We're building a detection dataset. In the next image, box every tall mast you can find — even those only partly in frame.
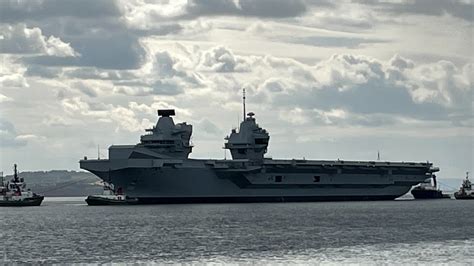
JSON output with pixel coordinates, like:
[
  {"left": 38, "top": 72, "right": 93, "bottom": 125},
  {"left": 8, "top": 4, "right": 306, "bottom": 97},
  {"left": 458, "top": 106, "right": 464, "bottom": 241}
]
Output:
[
  {"left": 242, "top": 88, "right": 246, "bottom": 121},
  {"left": 13, "top": 164, "right": 18, "bottom": 180}
]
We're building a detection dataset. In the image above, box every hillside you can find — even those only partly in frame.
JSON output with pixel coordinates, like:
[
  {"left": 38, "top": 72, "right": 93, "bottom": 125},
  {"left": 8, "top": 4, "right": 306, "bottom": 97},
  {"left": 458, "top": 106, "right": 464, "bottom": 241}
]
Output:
[{"left": 2, "top": 170, "right": 102, "bottom": 197}]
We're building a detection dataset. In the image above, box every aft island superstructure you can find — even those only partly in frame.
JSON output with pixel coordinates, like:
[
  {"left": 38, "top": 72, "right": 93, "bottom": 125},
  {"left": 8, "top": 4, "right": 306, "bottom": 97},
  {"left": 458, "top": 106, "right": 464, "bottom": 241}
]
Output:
[{"left": 80, "top": 101, "right": 439, "bottom": 203}]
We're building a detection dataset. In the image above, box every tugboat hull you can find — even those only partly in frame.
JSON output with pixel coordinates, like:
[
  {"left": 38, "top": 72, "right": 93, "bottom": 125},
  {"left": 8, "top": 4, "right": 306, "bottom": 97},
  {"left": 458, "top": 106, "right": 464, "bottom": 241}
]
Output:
[
  {"left": 85, "top": 195, "right": 138, "bottom": 206},
  {"left": 0, "top": 196, "right": 44, "bottom": 207},
  {"left": 454, "top": 192, "right": 474, "bottom": 200},
  {"left": 411, "top": 189, "right": 450, "bottom": 199}
]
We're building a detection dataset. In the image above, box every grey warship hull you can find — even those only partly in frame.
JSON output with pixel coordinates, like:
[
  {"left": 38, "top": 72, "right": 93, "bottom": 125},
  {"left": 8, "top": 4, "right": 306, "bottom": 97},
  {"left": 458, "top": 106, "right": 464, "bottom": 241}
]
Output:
[
  {"left": 81, "top": 157, "right": 436, "bottom": 203},
  {"left": 80, "top": 108, "right": 438, "bottom": 204}
]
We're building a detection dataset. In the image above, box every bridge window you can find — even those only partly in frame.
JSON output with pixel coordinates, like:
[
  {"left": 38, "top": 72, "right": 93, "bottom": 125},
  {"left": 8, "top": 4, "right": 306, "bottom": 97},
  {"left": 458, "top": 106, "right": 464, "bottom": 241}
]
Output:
[
  {"left": 255, "top": 138, "right": 268, "bottom": 144},
  {"left": 275, "top": 176, "right": 283, "bottom": 182},
  {"left": 313, "top": 176, "right": 320, "bottom": 182}
]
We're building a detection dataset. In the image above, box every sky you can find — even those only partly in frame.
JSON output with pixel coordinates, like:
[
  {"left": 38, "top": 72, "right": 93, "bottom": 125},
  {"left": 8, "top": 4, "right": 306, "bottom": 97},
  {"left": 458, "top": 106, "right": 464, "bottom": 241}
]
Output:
[{"left": 0, "top": 0, "right": 472, "bottom": 182}]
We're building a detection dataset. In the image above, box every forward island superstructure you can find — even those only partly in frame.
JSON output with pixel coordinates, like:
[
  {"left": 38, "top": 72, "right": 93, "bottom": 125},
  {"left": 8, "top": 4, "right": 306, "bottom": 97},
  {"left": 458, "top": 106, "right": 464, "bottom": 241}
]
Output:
[{"left": 80, "top": 97, "right": 439, "bottom": 203}]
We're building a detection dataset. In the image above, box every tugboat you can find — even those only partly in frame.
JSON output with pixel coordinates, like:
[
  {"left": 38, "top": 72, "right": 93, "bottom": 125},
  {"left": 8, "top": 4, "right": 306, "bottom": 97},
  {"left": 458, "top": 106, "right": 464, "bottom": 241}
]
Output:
[
  {"left": 454, "top": 172, "right": 473, "bottom": 200},
  {"left": 0, "top": 164, "right": 44, "bottom": 207},
  {"left": 85, "top": 182, "right": 138, "bottom": 206},
  {"left": 411, "top": 175, "right": 450, "bottom": 199}
]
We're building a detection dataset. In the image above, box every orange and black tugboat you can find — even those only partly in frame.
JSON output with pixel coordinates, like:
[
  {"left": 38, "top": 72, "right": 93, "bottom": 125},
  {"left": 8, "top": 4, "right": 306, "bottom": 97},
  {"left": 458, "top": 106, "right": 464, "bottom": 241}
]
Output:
[{"left": 0, "top": 164, "right": 44, "bottom": 207}]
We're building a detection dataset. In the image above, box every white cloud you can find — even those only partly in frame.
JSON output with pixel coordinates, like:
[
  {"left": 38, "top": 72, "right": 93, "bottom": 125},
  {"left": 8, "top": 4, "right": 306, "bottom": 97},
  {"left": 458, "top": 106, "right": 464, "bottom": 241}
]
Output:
[
  {"left": 406, "top": 60, "right": 472, "bottom": 107},
  {"left": 0, "top": 55, "right": 29, "bottom": 88},
  {"left": 0, "top": 24, "right": 77, "bottom": 57},
  {"left": 197, "top": 46, "right": 253, "bottom": 72},
  {"left": 0, "top": 73, "right": 29, "bottom": 88},
  {"left": 15, "top": 134, "right": 46, "bottom": 142},
  {"left": 0, "top": 94, "right": 13, "bottom": 103}
]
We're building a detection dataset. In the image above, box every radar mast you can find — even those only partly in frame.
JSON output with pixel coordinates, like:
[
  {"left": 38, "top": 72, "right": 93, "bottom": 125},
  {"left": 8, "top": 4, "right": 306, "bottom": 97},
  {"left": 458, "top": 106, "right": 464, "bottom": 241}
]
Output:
[{"left": 242, "top": 88, "right": 246, "bottom": 122}]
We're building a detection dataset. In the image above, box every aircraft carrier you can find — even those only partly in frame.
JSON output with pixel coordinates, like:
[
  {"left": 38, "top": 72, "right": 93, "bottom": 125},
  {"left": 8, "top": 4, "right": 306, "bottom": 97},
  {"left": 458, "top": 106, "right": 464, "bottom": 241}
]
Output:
[{"left": 80, "top": 93, "right": 439, "bottom": 203}]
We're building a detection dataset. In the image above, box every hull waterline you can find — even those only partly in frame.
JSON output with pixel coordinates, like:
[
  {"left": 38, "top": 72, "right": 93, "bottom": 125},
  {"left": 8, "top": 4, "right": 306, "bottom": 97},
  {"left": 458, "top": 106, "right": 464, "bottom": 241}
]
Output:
[{"left": 0, "top": 196, "right": 44, "bottom": 207}]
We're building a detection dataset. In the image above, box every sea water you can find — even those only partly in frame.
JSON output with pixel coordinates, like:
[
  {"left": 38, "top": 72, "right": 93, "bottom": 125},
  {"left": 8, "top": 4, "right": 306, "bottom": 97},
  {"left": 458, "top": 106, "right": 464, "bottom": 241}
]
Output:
[{"left": 0, "top": 198, "right": 472, "bottom": 264}]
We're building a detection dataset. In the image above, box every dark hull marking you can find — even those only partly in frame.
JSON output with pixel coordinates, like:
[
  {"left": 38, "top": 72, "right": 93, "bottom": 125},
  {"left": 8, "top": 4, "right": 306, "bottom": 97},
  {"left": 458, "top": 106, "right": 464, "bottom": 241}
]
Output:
[{"left": 135, "top": 195, "right": 399, "bottom": 204}]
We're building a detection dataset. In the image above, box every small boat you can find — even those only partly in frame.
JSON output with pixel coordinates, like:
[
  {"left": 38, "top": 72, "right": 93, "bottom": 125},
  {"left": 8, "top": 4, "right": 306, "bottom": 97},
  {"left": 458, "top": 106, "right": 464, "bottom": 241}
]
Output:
[
  {"left": 411, "top": 175, "right": 450, "bottom": 199},
  {"left": 454, "top": 172, "right": 473, "bottom": 200},
  {"left": 85, "top": 182, "right": 138, "bottom": 206},
  {"left": 0, "top": 164, "right": 44, "bottom": 207}
]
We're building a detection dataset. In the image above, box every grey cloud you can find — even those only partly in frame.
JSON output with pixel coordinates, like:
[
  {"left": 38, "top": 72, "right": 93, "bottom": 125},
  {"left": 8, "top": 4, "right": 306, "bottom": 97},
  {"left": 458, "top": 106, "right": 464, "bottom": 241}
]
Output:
[
  {"left": 133, "top": 24, "right": 183, "bottom": 37},
  {"left": 195, "top": 118, "right": 223, "bottom": 136},
  {"left": 389, "top": 55, "right": 414, "bottom": 70},
  {"left": 151, "top": 50, "right": 203, "bottom": 84},
  {"left": 185, "top": 0, "right": 239, "bottom": 17},
  {"left": 0, "top": 24, "right": 77, "bottom": 56},
  {"left": 269, "top": 78, "right": 447, "bottom": 123},
  {"left": 0, "top": 119, "right": 27, "bottom": 147},
  {"left": 153, "top": 52, "right": 178, "bottom": 77},
  {"left": 200, "top": 46, "right": 237, "bottom": 72},
  {"left": 73, "top": 81, "right": 98, "bottom": 98},
  {"left": 17, "top": 18, "right": 181, "bottom": 70},
  {"left": 355, "top": 0, "right": 473, "bottom": 21},
  {"left": 238, "top": 0, "right": 307, "bottom": 18},
  {"left": 23, "top": 33, "right": 146, "bottom": 69},
  {"left": 63, "top": 68, "right": 137, "bottom": 80},
  {"left": 0, "top": 0, "right": 121, "bottom": 23},
  {"left": 25, "top": 65, "right": 62, "bottom": 78},
  {"left": 259, "top": 54, "right": 471, "bottom": 125},
  {"left": 198, "top": 46, "right": 251, "bottom": 72},
  {"left": 185, "top": 0, "right": 309, "bottom": 18},
  {"left": 113, "top": 81, "right": 184, "bottom": 96},
  {"left": 313, "top": 110, "right": 400, "bottom": 127}
]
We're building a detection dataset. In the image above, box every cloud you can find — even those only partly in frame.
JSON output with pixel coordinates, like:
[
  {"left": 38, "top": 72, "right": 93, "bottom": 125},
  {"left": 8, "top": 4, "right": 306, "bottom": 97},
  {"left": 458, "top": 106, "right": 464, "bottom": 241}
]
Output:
[
  {"left": 25, "top": 65, "right": 63, "bottom": 79},
  {"left": 0, "top": 24, "right": 77, "bottom": 56},
  {"left": 195, "top": 118, "right": 223, "bottom": 136},
  {"left": 109, "top": 50, "right": 200, "bottom": 96},
  {"left": 299, "top": 7, "right": 376, "bottom": 31},
  {"left": 152, "top": 51, "right": 179, "bottom": 77},
  {"left": 257, "top": 53, "right": 472, "bottom": 125},
  {"left": 0, "top": 94, "right": 13, "bottom": 103},
  {"left": 355, "top": 0, "right": 473, "bottom": 22},
  {"left": 0, "top": 55, "right": 30, "bottom": 88},
  {"left": 23, "top": 32, "right": 146, "bottom": 69},
  {"left": 281, "top": 35, "right": 389, "bottom": 48},
  {"left": 0, "top": 0, "right": 122, "bottom": 23},
  {"left": 0, "top": 119, "right": 27, "bottom": 147},
  {"left": 279, "top": 107, "right": 400, "bottom": 127},
  {"left": 238, "top": 0, "right": 308, "bottom": 18},
  {"left": 197, "top": 46, "right": 252, "bottom": 72},
  {"left": 60, "top": 97, "right": 154, "bottom": 132},
  {"left": 113, "top": 81, "right": 183, "bottom": 96},
  {"left": 184, "top": 0, "right": 309, "bottom": 18},
  {"left": 0, "top": 74, "right": 29, "bottom": 88},
  {"left": 72, "top": 81, "right": 100, "bottom": 98}
]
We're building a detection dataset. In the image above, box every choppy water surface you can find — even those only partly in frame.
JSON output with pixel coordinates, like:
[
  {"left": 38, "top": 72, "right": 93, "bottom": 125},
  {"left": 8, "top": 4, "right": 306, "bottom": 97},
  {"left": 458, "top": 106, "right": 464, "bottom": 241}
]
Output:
[{"left": 1, "top": 198, "right": 473, "bottom": 264}]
